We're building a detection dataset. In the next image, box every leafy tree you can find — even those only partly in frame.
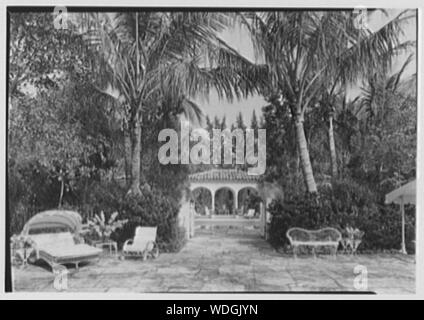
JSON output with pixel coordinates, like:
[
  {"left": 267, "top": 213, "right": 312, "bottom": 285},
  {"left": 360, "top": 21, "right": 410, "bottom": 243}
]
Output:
[
  {"left": 75, "top": 12, "right": 265, "bottom": 196},
  {"left": 317, "top": 12, "right": 415, "bottom": 179},
  {"left": 9, "top": 86, "right": 95, "bottom": 208},
  {"left": 352, "top": 60, "right": 417, "bottom": 196},
  {"left": 9, "top": 12, "right": 92, "bottom": 98},
  {"left": 241, "top": 10, "right": 412, "bottom": 193},
  {"left": 261, "top": 96, "right": 303, "bottom": 193},
  {"left": 8, "top": 75, "right": 121, "bottom": 233}
]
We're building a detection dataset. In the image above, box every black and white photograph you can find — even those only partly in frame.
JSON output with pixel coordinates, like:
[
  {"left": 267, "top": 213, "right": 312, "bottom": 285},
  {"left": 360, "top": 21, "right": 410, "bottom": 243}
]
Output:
[{"left": 4, "top": 2, "right": 420, "bottom": 298}]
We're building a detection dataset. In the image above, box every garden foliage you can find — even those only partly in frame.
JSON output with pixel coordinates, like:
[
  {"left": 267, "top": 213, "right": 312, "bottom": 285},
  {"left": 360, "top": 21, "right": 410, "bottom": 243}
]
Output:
[{"left": 268, "top": 178, "right": 415, "bottom": 253}]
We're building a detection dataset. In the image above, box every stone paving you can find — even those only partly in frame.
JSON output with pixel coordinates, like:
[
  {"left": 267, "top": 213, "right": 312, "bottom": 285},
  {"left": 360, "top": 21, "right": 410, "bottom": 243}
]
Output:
[{"left": 12, "top": 229, "right": 415, "bottom": 294}]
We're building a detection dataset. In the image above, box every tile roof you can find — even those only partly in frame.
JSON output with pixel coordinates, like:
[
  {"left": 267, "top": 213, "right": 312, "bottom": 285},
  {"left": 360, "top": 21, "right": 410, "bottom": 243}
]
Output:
[{"left": 188, "top": 169, "right": 259, "bottom": 182}]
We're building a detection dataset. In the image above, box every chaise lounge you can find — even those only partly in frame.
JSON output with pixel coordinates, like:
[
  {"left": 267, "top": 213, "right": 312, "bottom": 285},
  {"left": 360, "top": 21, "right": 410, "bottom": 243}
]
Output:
[
  {"left": 29, "top": 232, "right": 102, "bottom": 270},
  {"left": 21, "top": 210, "right": 102, "bottom": 271}
]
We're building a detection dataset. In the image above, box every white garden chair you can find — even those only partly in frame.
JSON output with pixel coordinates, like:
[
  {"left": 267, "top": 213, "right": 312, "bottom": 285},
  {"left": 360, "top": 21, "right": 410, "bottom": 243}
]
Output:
[
  {"left": 122, "top": 227, "right": 159, "bottom": 260},
  {"left": 245, "top": 209, "right": 256, "bottom": 219}
]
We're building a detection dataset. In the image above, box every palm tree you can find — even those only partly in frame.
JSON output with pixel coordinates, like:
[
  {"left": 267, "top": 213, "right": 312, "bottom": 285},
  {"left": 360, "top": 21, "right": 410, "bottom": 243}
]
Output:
[
  {"left": 318, "top": 91, "right": 340, "bottom": 178},
  {"left": 240, "top": 10, "right": 414, "bottom": 193},
  {"left": 360, "top": 54, "right": 415, "bottom": 128},
  {"left": 319, "top": 11, "right": 414, "bottom": 179},
  {"left": 333, "top": 55, "right": 415, "bottom": 180},
  {"left": 74, "top": 12, "right": 266, "bottom": 195}
]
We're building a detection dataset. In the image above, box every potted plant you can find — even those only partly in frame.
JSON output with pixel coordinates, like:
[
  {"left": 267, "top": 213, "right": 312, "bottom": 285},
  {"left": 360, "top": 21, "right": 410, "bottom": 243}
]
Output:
[
  {"left": 341, "top": 225, "right": 365, "bottom": 254},
  {"left": 86, "top": 211, "right": 128, "bottom": 244},
  {"left": 10, "top": 234, "right": 34, "bottom": 266}
]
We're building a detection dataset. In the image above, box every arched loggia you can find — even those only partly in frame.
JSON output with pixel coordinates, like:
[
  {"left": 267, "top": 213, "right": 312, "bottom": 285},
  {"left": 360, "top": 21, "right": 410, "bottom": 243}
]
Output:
[
  {"left": 189, "top": 169, "right": 261, "bottom": 215},
  {"left": 214, "top": 187, "right": 236, "bottom": 215},
  {"left": 191, "top": 187, "right": 212, "bottom": 215},
  {"left": 237, "top": 187, "right": 263, "bottom": 216}
]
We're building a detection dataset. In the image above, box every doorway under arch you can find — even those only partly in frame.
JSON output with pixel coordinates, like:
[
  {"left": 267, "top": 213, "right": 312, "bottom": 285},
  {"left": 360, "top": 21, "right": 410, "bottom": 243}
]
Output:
[
  {"left": 214, "top": 187, "right": 236, "bottom": 215},
  {"left": 237, "top": 187, "right": 263, "bottom": 216},
  {"left": 191, "top": 187, "right": 212, "bottom": 215}
]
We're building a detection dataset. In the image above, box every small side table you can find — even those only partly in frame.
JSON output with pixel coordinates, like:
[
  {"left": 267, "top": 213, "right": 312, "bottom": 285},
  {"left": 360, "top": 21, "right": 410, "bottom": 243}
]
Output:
[{"left": 94, "top": 241, "right": 118, "bottom": 256}]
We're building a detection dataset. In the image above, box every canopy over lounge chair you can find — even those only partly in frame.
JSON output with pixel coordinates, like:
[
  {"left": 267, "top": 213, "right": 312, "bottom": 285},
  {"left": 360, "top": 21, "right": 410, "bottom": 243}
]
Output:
[
  {"left": 385, "top": 180, "right": 416, "bottom": 254},
  {"left": 21, "top": 210, "right": 102, "bottom": 270},
  {"left": 22, "top": 210, "right": 83, "bottom": 235}
]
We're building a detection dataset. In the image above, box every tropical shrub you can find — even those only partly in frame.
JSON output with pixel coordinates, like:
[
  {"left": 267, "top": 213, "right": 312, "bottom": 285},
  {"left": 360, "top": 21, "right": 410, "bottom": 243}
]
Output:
[
  {"left": 82, "top": 181, "right": 125, "bottom": 218},
  {"left": 358, "top": 204, "right": 415, "bottom": 253},
  {"left": 85, "top": 211, "right": 128, "bottom": 242},
  {"left": 268, "top": 193, "right": 325, "bottom": 249},
  {"left": 8, "top": 161, "right": 61, "bottom": 234},
  {"left": 81, "top": 182, "right": 186, "bottom": 252},
  {"left": 117, "top": 189, "right": 186, "bottom": 253},
  {"left": 268, "top": 178, "right": 416, "bottom": 253}
]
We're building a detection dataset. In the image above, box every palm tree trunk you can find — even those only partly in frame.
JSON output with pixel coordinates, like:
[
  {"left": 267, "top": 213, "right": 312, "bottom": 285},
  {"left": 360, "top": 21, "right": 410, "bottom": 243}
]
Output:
[
  {"left": 128, "top": 119, "right": 142, "bottom": 196},
  {"left": 295, "top": 118, "right": 317, "bottom": 193},
  {"left": 328, "top": 113, "right": 338, "bottom": 178},
  {"left": 127, "top": 12, "right": 143, "bottom": 196},
  {"left": 124, "top": 128, "right": 132, "bottom": 188},
  {"left": 58, "top": 175, "right": 64, "bottom": 208},
  {"left": 295, "top": 142, "right": 301, "bottom": 185}
]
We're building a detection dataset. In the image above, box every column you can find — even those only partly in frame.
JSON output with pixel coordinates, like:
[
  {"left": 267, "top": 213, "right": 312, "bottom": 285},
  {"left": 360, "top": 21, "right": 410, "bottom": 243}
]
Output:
[
  {"left": 211, "top": 189, "right": 215, "bottom": 215},
  {"left": 260, "top": 202, "right": 265, "bottom": 238},
  {"left": 400, "top": 196, "right": 407, "bottom": 254},
  {"left": 234, "top": 189, "right": 238, "bottom": 211},
  {"left": 189, "top": 201, "right": 195, "bottom": 238}
]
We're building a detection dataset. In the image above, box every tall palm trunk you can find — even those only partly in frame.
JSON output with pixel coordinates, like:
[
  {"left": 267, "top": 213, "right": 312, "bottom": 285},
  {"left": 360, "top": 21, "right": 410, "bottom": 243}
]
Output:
[
  {"left": 58, "top": 174, "right": 64, "bottom": 208},
  {"left": 128, "top": 117, "right": 142, "bottom": 196},
  {"left": 124, "top": 127, "right": 132, "bottom": 188},
  {"left": 328, "top": 113, "right": 338, "bottom": 178},
  {"left": 294, "top": 117, "right": 317, "bottom": 193},
  {"left": 295, "top": 142, "right": 301, "bottom": 185},
  {"left": 128, "top": 12, "right": 143, "bottom": 196}
]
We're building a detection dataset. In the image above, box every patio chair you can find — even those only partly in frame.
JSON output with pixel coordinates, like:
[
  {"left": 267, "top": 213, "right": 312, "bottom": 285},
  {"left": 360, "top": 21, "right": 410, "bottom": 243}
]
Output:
[
  {"left": 122, "top": 227, "right": 159, "bottom": 260},
  {"left": 28, "top": 232, "right": 102, "bottom": 271},
  {"left": 245, "top": 209, "right": 256, "bottom": 219}
]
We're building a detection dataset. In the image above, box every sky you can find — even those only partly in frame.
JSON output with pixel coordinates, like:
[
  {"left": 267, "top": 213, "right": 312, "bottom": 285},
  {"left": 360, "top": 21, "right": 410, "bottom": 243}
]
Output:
[
  {"left": 196, "top": 9, "right": 417, "bottom": 127},
  {"left": 194, "top": 22, "right": 265, "bottom": 127}
]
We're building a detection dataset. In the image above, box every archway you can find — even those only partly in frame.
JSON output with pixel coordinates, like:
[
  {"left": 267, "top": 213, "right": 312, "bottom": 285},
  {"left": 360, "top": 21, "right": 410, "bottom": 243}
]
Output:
[
  {"left": 237, "top": 187, "right": 262, "bottom": 216},
  {"left": 191, "top": 187, "right": 212, "bottom": 215},
  {"left": 214, "top": 187, "right": 235, "bottom": 215},
  {"left": 184, "top": 170, "right": 283, "bottom": 239},
  {"left": 189, "top": 169, "right": 260, "bottom": 214}
]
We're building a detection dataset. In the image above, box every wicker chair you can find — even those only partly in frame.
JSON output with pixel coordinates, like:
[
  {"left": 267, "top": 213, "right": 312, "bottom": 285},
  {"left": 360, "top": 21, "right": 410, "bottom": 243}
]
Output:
[{"left": 286, "top": 227, "right": 342, "bottom": 257}]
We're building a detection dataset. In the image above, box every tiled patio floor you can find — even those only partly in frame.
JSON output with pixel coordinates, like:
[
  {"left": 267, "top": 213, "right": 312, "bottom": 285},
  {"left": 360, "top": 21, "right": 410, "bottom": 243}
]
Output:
[{"left": 12, "top": 229, "right": 415, "bottom": 294}]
